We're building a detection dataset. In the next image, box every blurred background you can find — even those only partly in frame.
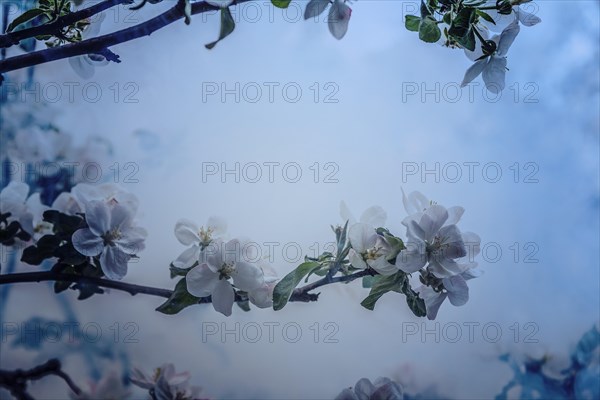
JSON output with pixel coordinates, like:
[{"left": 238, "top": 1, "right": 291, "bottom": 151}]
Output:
[{"left": 0, "top": 0, "right": 599, "bottom": 398}]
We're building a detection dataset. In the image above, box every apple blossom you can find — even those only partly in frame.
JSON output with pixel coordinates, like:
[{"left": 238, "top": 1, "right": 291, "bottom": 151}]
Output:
[
  {"left": 461, "top": 20, "right": 521, "bottom": 93},
  {"left": 130, "top": 363, "right": 203, "bottom": 400},
  {"left": 335, "top": 377, "right": 404, "bottom": 400},
  {"left": 186, "top": 239, "right": 264, "bottom": 316},
  {"left": 416, "top": 269, "right": 481, "bottom": 320},
  {"left": 72, "top": 200, "right": 147, "bottom": 280},
  {"left": 0, "top": 181, "right": 30, "bottom": 227},
  {"left": 173, "top": 216, "right": 227, "bottom": 269}
]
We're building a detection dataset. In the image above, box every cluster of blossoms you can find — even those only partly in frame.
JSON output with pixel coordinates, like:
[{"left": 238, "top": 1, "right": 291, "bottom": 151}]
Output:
[
  {"left": 131, "top": 363, "right": 207, "bottom": 400},
  {"left": 173, "top": 218, "right": 278, "bottom": 316},
  {"left": 343, "top": 190, "right": 481, "bottom": 320},
  {"left": 397, "top": 190, "right": 481, "bottom": 320},
  {"left": 336, "top": 377, "right": 404, "bottom": 400},
  {"left": 0, "top": 181, "right": 146, "bottom": 279}
]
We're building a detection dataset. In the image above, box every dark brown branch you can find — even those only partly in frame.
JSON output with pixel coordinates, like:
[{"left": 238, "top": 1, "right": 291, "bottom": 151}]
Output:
[
  {"left": 0, "top": 0, "right": 129, "bottom": 48},
  {"left": 0, "top": 359, "right": 82, "bottom": 400},
  {"left": 0, "top": 268, "right": 376, "bottom": 305},
  {"left": 0, "top": 0, "right": 253, "bottom": 74}
]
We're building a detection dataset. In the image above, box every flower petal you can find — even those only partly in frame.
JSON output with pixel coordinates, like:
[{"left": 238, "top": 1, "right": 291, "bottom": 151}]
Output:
[
  {"left": 84, "top": 200, "right": 110, "bottom": 236},
  {"left": 497, "top": 19, "right": 520, "bottom": 56},
  {"left": 232, "top": 261, "right": 264, "bottom": 292},
  {"left": 110, "top": 203, "right": 133, "bottom": 233},
  {"left": 186, "top": 264, "right": 218, "bottom": 297},
  {"left": 207, "top": 216, "right": 227, "bottom": 235},
  {"left": 100, "top": 246, "right": 130, "bottom": 280},
  {"left": 517, "top": 7, "right": 541, "bottom": 27},
  {"left": 212, "top": 279, "right": 235, "bottom": 317},
  {"left": 371, "top": 380, "right": 403, "bottom": 400},
  {"left": 339, "top": 200, "right": 356, "bottom": 225},
  {"left": 368, "top": 256, "right": 398, "bottom": 276},
  {"left": 415, "top": 205, "right": 448, "bottom": 242},
  {"left": 328, "top": 0, "right": 352, "bottom": 40},
  {"left": 401, "top": 189, "right": 429, "bottom": 216},
  {"left": 360, "top": 206, "right": 386, "bottom": 227},
  {"left": 304, "top": 0, "right": 329, "bottom": 19},
  {"left": 174, "top": 219, "right": 200, "bottom": 246},
  {"left": 396, "top": 239, "right": 426, "bottom": 274},
  {"left": 173, "top": 245, "right": 201, "bottom": 269},
  {"left": 417, "top": 286, "right": 447, "bottom": 320},
  {"left": 116, "top": 226, "right": 146, "bottom": 255},
  {"left": 72, "top": 228, "right": 104, "bottom": 256},
  {"left": 483, "top": 55, "right": 508, "bottom": 93},
  {"left": 444, "top": 275, "right": 469, "bottom": 306},
  {"left": 445, "top": 206, "right": 465, "bottom": 226},
  {"left": 354, "top": 378, "right": 375, "bottom": 400},
  {"left": 349, "top": 249, "right": 368, "bottom": 270},
  {"left": 349, "top": 223, "right": 377, "bottom": 253},
  {"left": 461, "top": 59, "right": 488, "bottom": 87}
]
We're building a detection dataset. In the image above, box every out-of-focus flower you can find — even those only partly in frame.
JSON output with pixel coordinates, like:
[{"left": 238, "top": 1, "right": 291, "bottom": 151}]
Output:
[
  {"left": 69, "top": 12, "right": 109, "bottom": 79},
  {"left": 72, "top": 200, "right": 146, "bottom": 279},
  {"left": 130, "top": 363, "right": 203, "bottom": 400},
  {"left": 8, "top": 126, "right": 71, "bottom": 164},
  {"left": 186, "top": 239, "right": 264, "bottom": 316},
  {"left": 335, "top": 377, "right": 404, "bottom": 400}
]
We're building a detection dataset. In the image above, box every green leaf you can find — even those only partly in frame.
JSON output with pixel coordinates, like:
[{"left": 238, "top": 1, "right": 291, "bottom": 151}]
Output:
[
  {"left": 205, "top": 7, "right": 235, "bottom": 49},
  {"left": 21, "top": 235, "right": 61, "bottom": 265},
  {"left": 169, "top": 263, "right": 195, "bottom": 279},
  {"left": 476, "top": 9, "right": 496, "bottom": 25},
  {"left": 457, "top": 28, "right": 476, "bottom": 52},
  {"left": 272, "top": 261, "right": 320, "bottom": 311},
  {"left": 271, "top": 0, "right": 291, "bottom": 8},
  {"left": 418, "top": 16, "right": 441, "bottom": 43},
  {"left": 361, "top": 272, "right": 406, "bottom": 310},
  {"left": 6, "top": 8, "right": 45, "bottom": 33},
  {"left": 405, "top": 15, "right": 421, "bottom": 32},
  {"left": 400, "top": 278, "right": 427, "bottom": 317},
  {"left": 362, "top": 275, "right": 376, "bottom": 289},
  {"left": 420, "top": 0, "right": 432, "bottom": 18},
  {"left": 236, "top": 299, "right": 251, "bottom": 311},
  {"left": 156, "top": 278, "right": 200, "bottom": 315}
]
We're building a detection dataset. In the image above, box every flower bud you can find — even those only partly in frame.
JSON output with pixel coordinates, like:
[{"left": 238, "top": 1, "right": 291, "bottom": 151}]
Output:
[{"left": 496, "top": 0, "right": 513, "bottom": 15}]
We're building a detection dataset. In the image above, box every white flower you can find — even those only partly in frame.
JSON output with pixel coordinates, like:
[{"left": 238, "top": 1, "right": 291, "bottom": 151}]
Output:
[
  {"left": 304, "top": 0, "right": 352, "bottom": 40},
  {"left": 341, "top": 201, "right": 396, "bottom": 275},
  {"left": 461, "top": 20, "right": 520, "bottom": 93},
  {"left": 72, "top": 183, "right": 139, "bottom": 213},
  {"left": 416, "top": 269, "right": 481, "bottom": 320},
  {"left": 69, "top": 12, "right": 109, "bottom": 79},
  {"left": 478, "top": 0, "right": 541, "bottom": 32},
  {"left": 173, "top": 216, "right": 227, "bottom": 269},
  {"left": 72, "top": 200, "right": 146, "bottom": 280},
  {"left": 52, "top": 192, "right": 83, "bottom": 215},
  {"left": 70, "top": 371, "right": 131, "bottom": 400},
  {"left": 25, "top": 192, "right": 52, "bottom": 239},
  {"left": 401, "top": 189, "right": 464, "bottom": 229},
  {"left": 248, "top": 262, "right": 279, "bottom": 308},
  {"left": 8, "top": 126, "right": 71, "bottom": 163},
  {"left": 397, "top": 199, "right": 480, "bottom": 278},
  {"left": 186, "top": 239, "right": 264, "bottom": 316},
  {"left": 0, "top": 182, "right": 30, "bottom": 226},
  {"left": 335, "top": 377, "right": 404, "bottom": 400},
  {"left": 130, "top": 363, "right": 202, "bottom": 400}
]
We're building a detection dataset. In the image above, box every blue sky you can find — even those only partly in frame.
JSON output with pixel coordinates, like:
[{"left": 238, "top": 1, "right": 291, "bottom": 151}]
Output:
[{"left": 2, "top": 0, "right": 599, "bottom": 398}]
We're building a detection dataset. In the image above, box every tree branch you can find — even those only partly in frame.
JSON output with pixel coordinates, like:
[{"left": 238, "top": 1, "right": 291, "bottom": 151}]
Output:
[
  {"left": 0, "top": 0, "right": 129, "bottom": 48},
  {"left": 0, "top": 0, "right": 253, "bottom": 74},
  {"left": 0, "top": 268, "right": 376, "bottom": 306},
  {"left": 0, "top": 359, "right": 82, "bottom": 400}
]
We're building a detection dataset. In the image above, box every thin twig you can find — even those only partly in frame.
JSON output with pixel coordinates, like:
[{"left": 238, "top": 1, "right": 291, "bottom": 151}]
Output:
[
  {"left": 0, "top": 359, "right": 82, "bottom": 400},
  {"left": 0, "top": 0, "right": 254, "bottom": 74}
]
